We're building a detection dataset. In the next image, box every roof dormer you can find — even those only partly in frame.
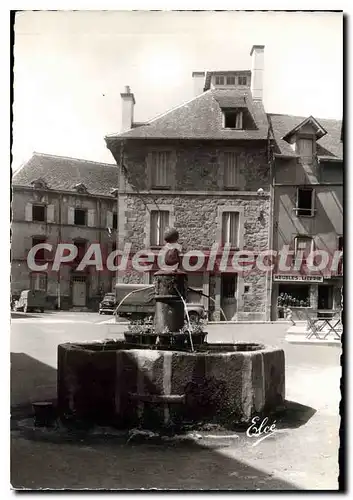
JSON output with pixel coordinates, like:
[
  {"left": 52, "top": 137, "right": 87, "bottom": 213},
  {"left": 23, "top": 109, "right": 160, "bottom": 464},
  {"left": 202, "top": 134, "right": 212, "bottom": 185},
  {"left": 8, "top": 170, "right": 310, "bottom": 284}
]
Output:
[
  {"left": 31, "top": 178, "right": 49, "bottom": 190},
  {"left": 283, "top": 116, "right": 327, "bottom": 143},
  {"left": 73, "top": 183, "right": 88, "bottom": 194},
  {"left": 204, "top": 71, "right": 251, "bottom": 91}
]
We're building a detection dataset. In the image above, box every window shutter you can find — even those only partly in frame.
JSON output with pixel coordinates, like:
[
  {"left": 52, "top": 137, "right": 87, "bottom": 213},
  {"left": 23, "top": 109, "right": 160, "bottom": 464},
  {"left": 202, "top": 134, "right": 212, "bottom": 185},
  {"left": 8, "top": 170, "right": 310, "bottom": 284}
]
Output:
[
  {"left": 47, "top": 204, "right": 54, "bottom": 223},
  {"left": 87, "top": 209, "right": 95, "bottom": 227},
  {"left": 68, "top": 207, "right": 75, "bottom": 225},
  {"left": 150, "top": 212, "right": 158, "bottom": 246},
  {"left": 25, "top": 203, "right": 32, "bottom": 222},
  {"left": 224, "top": 153, "right": 239, "bottom": 188},
  {"left": 106, "top": 210, "right": 113, "bottom": 228}
]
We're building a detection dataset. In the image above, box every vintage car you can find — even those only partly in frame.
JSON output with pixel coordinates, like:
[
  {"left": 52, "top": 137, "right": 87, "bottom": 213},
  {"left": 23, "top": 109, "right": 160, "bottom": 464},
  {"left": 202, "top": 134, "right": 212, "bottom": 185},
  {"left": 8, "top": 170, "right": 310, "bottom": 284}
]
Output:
[
  {"left": 114, "top": 283, "right": 207, "bottom": 322},
  {"left": 99, "top": 293, "right": 117, "bottom": 315},
  {"left": 14, "top": 290, "right": 48, "bottom": 313}
]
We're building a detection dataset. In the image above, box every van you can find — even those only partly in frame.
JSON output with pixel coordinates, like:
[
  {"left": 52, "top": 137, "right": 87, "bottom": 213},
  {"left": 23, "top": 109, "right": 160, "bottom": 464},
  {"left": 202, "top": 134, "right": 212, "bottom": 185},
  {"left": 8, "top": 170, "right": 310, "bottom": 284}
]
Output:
[
  {"left": 14, "top": 290, "right": 48, "bottom": 313},
  {"left": 115, "top": 283, "right": 207, "bottom": 322}
]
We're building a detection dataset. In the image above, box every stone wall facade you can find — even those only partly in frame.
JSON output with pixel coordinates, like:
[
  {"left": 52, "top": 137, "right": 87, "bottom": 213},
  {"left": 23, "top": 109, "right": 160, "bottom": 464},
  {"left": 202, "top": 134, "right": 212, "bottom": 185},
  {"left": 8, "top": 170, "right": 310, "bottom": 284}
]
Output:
[{"left": 117, "top": 140, "right": 272, "bottom": 321}]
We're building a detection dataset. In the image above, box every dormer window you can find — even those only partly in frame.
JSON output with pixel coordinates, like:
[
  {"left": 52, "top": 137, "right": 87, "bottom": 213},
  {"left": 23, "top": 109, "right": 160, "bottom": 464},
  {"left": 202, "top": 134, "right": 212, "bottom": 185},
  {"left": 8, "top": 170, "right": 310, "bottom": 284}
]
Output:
[
  {"left": 226, "top": 76, "right": 236, "bottom": 85},
  {"left": 215, "top": 75, "right": 225, "bottom": 85},
  {"left": 238, "top": 76, "right": 247, "bottom": 86},
  {"left": 224, "top": 110, "right": 243, "bottom": 130},
  {"left": 31, "top": 178, "right": 49, "bottom": 190},
  {"left": 73, "top": 183, "right": 88, "bottom": 194}
]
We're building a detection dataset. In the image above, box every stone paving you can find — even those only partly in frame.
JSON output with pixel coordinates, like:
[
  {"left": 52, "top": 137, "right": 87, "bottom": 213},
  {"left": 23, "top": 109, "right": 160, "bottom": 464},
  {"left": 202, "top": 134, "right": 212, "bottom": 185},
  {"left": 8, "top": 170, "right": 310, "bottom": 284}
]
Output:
[{"left": 10, "top": 313, "right": 342, "bottom": 490}]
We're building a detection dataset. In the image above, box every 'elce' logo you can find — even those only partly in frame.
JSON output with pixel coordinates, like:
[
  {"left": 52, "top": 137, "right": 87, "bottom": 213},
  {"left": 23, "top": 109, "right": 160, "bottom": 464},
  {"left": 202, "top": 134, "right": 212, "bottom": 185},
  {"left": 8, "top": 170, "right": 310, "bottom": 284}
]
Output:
[{"left": 246, "top": 416, "right": 277, "bottom": 447}]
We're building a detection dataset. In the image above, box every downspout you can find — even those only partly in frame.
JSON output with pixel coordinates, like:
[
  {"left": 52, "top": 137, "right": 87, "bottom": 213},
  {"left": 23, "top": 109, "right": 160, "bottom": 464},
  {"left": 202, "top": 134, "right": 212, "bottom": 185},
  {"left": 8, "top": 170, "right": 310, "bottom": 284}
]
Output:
[
  {"left": 265, "top": 122, "right": 275, "bottom": 321},
  {"left": 57, "top": 193, "right": 62, "bottom": 309}
]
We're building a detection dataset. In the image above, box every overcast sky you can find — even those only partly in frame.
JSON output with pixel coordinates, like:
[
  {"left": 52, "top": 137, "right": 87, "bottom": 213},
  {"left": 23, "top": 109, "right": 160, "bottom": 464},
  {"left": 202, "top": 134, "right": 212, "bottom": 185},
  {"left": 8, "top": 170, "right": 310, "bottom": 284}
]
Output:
[{"left": 12, "top": 10, "right": 343, "bottom": 169}]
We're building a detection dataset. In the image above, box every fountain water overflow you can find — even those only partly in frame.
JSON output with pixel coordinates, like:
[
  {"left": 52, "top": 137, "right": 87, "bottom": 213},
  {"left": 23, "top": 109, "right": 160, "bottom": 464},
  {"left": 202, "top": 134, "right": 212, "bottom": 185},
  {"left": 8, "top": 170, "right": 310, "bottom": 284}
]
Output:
[{"left": 57, "top": 228, "right": 285, "bottom": 430}]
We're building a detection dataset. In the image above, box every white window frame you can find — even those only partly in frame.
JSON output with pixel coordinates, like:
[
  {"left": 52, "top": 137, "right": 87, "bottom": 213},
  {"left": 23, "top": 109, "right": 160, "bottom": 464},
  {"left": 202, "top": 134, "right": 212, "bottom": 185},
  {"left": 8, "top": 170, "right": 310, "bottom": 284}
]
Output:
[
  {"left": 215, "top": 75, "right": 225, "bottom": 85},
  {"left": 221, "top": 212, "right": 240, "bottom": 247},
  {"left": 294, "top": 187, "right": 316, "bottom": 217},
  {"left": 217, "top": 207, "right": 244, "bottom": 249},
  {"left": 226, "top": 75, "right": 236, "bottom": 85},
  {"left": 238, "top": 76, "right": 247, "bottom": 86},
  {"left": 150, "top": 210, "right": 170, "bottom": 247}
]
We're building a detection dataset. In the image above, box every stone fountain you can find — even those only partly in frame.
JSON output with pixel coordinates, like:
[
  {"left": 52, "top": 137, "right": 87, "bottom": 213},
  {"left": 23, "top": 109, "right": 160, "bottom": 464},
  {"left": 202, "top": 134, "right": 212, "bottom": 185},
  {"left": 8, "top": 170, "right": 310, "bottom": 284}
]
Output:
[{"left": 57, "top": 228, "right": 285, "bottom": 430}]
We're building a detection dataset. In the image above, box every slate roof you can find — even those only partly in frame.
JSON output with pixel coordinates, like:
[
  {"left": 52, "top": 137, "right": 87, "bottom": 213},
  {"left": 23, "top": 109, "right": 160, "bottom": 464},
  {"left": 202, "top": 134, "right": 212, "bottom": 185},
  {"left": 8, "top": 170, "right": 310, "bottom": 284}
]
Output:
[
  {"left": 106, "top": 89, "right": 269, "bottom": 142},
  {"left": 269, "top": 114, "right": 343, "bottom": 160},
  {"left": 12, "top": 153, "right": 119, "bottom": 197}
]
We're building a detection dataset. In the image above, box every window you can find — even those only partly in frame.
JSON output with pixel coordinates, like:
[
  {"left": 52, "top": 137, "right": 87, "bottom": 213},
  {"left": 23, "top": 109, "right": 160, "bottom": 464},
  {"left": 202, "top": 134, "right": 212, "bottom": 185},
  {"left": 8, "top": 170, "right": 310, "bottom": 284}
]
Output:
[
  {"left": 32, "top": 205, "right": 46, "bottom": 222},
  {"left": 222, "top": 274, "right": 236, "bottom": 298},
  {"left": 30, "top": 273, "right": 47, "bottom": 292},
  {"left": 32, "top": 237, "right": 46, "bottom": 261},
  {"left": 226, "top": 76, "right": 236, "bottom": 85},
  {"left": 296, "top": 188, "right": 315, "bottom": 217},
  {"left": 224, "top": 152, "right": 239, "bottom": 188},
  {"left": 338, "top": 236, "right": 343, "bottom": 251},
  {"left": 150, "top": 211, "right": 170, "bottom": 246},
  {"left": 151, "top": 151, "right": 170, "bottom": 188},
  {"left": 238, "top": 76, "right": 247, "bottom": 86},
  {"left": 222, "top": 212, "right": 240, "bottom": 246},
  {"left": 224, "top": 110, "right": 243, "bottom": 130},
  {"left": 74, "top": 209, "right": 86, "bottom": 226},
  {"left": 112, "top": 213, "right": 118, "bottom": 230},
  {"left": 215, "top": 75, "right": 224, "bottom": 85},
  {"left": 294, "top": 236, "right": 313, "bottom": 266},
  {"left": 298, "top": 138, "right": 314, "bottom": 159},
  {"left": 278, "top": 284, "right": 310, "bottom": 307},
  {"left": 74, "top": 240, "right": 86, "bottom": 266}
]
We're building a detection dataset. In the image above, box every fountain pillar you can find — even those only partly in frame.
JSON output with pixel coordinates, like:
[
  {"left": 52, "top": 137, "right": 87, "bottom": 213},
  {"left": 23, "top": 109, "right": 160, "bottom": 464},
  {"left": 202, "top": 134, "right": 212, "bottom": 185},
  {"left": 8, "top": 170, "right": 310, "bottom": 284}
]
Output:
[{"left": 153, "top": 228, "right": 187, "bottom": 345}]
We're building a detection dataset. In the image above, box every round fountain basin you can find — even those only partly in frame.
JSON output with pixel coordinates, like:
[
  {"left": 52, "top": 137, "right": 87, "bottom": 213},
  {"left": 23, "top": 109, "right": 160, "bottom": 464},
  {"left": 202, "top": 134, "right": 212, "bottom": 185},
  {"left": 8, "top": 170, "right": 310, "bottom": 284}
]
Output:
[{"left": 57, "top": 341, "right": 285, "bottom": 429}]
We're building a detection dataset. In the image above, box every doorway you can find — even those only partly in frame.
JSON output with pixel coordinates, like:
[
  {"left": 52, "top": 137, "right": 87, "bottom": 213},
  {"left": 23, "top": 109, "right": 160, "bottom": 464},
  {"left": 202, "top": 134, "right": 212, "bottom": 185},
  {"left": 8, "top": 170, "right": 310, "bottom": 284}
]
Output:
[
  {"left": 221, "top": 273, "right": 237, "bottom": 321},
  {"left": 72, "top": 276, "right": 87, "bottom": 307},
  {"left": 318, "top": 285, "right": 333, "bottom": 318}
]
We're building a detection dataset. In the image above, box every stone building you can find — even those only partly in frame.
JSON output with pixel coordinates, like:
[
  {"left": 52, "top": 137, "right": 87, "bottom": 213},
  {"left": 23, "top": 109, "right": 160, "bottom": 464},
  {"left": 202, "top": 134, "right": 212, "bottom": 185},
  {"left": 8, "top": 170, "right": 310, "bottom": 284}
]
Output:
[
  {"left": 106, "top": 45, "right": 272, "bottom": 321},
  {"left": 11, "top": 153, "right": 119, "bottom": 310},
  {"left": 269, "top": 115, "right": 343, "bottom": 320}
]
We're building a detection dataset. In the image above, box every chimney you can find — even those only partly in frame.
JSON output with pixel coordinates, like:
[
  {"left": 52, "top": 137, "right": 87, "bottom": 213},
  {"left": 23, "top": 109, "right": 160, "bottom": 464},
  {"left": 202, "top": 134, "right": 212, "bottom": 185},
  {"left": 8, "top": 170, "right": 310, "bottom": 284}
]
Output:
[
  {"left": 192, "top": 71, "right": 205, "bottom": 97},
  {"left": 120, "top": 85, "right": 135, "bottom": 132},
  {"left": 250, "top": 45, "right": 265, "bottom": 101}
]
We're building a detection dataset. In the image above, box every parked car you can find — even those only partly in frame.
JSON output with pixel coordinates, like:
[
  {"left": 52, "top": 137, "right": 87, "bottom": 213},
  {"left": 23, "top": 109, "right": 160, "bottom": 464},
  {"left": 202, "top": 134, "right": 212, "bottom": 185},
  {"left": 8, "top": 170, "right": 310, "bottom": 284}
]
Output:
[
  {"left": 14, "top": 290, "right": 48, "bottom": 313},
  {"left": 99, "top": 293, "right": 117, "bottom": 315},
  {"left": 114, "top": 283, "right": 207, "bottom": 322}
]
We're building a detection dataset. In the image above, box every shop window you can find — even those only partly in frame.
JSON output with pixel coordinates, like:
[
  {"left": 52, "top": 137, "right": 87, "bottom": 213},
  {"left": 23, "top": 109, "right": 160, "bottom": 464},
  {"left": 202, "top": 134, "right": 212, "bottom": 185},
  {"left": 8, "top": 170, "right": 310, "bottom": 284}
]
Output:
[{"left": 278, "top": 284, "right": 310, "bottom": 307}]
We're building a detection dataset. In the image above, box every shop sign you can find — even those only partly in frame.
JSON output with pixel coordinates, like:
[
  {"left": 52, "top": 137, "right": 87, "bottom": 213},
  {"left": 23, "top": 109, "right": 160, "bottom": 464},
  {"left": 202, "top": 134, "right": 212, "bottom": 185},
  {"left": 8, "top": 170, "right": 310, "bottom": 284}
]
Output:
[{"left": 273, "top": 275, "right": 323, "bottom": 283}]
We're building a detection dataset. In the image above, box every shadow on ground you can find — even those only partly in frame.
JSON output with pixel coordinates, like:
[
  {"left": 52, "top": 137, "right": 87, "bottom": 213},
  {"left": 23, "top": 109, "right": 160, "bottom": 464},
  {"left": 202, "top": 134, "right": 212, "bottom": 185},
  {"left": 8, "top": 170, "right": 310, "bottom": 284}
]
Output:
[{"left": 10, "top": 352, "right": 319, "bottom": 490}]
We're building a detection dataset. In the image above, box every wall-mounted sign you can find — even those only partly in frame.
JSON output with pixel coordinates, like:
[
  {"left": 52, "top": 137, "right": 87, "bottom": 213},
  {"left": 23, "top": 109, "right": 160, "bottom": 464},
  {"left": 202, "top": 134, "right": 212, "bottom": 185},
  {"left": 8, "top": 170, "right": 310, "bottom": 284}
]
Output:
[{"left": 273, "top": 275, "right": 324, "bottom": 283}]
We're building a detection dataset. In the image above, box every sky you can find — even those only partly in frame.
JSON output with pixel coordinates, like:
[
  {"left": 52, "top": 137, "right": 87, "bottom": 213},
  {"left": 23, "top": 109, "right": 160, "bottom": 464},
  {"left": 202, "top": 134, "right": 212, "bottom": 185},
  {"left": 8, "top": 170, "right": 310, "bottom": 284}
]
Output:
[{"left": 12, "top": 10, "right": 343, "bottom": 169}]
